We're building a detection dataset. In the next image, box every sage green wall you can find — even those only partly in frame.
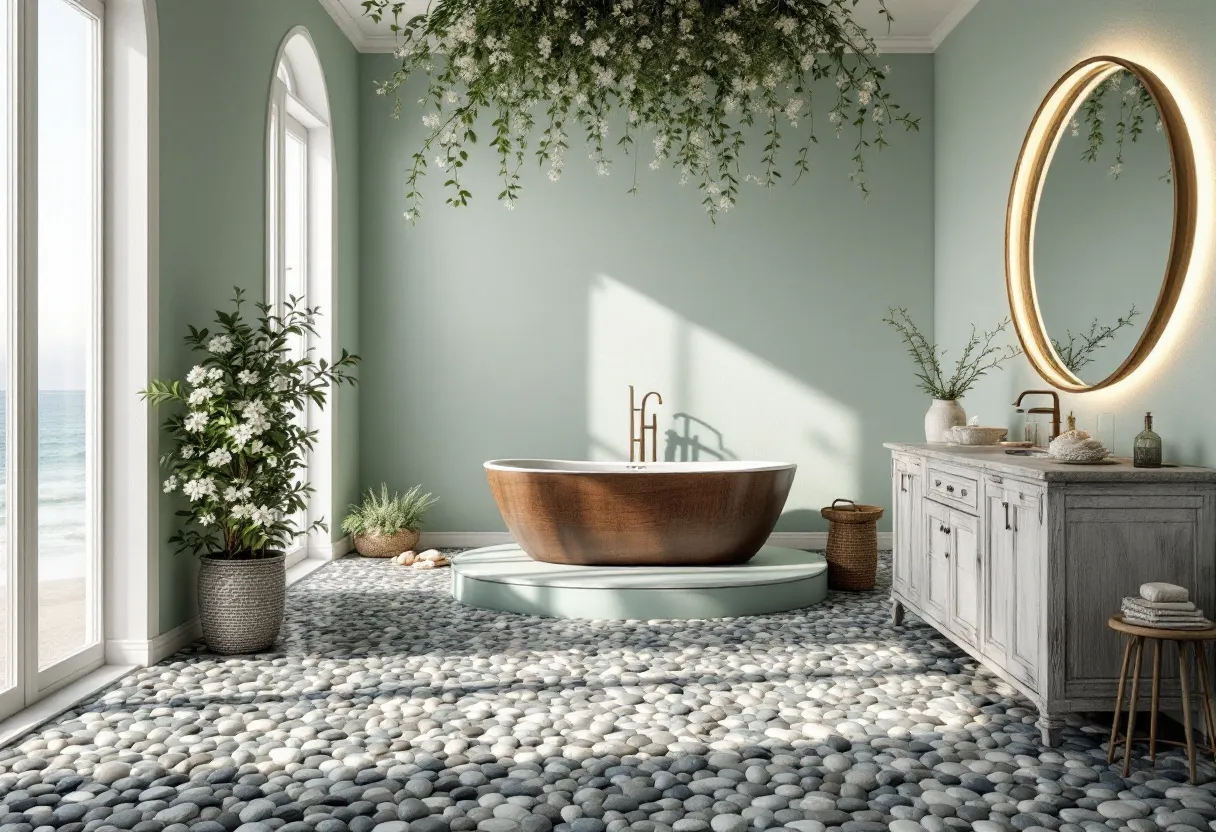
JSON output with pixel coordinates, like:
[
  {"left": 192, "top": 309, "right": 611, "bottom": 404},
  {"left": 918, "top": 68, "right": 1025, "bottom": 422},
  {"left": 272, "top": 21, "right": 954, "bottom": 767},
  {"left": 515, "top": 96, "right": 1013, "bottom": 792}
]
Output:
[
  {"left": 157, "top": 0, "right": 360, "bottom": 632},
  {"left": 358, "top": 54, "right": 935, "bottom": 534},
  {"left": 935, "top": 0, "right": 1216, "bottom": 461}
]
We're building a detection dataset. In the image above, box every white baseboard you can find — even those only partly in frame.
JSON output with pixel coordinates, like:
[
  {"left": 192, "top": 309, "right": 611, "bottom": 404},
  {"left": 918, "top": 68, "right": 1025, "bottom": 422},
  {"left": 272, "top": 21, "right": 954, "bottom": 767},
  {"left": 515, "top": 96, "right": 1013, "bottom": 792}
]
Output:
[
  {"left": 329, "top": 534, "right": 352, "bottom": 559},
  {"left": 421, "top": 531, "right": 892, "bottom": 551},
  {"left": 106, "top": 615, "right": 199, "bottom": 666}
]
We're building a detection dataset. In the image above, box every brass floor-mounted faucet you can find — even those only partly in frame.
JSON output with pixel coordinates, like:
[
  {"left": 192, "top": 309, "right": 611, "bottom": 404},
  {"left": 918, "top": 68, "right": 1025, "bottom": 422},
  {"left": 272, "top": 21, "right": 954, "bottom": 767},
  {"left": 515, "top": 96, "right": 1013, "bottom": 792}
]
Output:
[
  {"left": 1014, "top": 389, "right": 1061, "bottom": 441},
  {"left": 629, "top": 386, "right": 663, "bottom": 462}
]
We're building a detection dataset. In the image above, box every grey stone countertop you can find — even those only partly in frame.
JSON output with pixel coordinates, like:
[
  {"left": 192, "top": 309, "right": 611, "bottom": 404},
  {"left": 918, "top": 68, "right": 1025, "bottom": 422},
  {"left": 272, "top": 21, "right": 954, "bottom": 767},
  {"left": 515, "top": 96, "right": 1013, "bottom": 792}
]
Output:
[{"left": 884, "top": 442, "right": 1216, "bottom": 483}]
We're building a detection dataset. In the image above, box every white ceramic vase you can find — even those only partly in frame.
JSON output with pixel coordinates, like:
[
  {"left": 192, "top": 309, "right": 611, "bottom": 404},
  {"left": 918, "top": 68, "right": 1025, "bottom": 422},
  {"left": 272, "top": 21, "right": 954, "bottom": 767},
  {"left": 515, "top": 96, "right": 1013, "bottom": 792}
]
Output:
[{"left": 924, "top": 399, "right": 967, "bottom": 443}]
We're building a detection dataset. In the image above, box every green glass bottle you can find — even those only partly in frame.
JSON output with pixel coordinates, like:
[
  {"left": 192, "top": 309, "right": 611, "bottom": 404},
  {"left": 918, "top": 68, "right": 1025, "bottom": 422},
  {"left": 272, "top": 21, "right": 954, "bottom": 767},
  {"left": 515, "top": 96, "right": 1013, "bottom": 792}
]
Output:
[{"left": 1133, "top": 412, "right": 1162, "bottom": 468}]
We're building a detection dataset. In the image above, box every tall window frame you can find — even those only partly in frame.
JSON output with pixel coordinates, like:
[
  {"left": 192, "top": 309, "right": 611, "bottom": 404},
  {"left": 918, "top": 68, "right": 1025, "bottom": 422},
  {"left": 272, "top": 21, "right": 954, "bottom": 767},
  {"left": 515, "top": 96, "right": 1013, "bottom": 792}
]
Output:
[
  {"left": 0, "top": 0, "right": 109, "bottom": 724},
  {"left": 266, "top": 29, "right": 336, "bottom": 569}
]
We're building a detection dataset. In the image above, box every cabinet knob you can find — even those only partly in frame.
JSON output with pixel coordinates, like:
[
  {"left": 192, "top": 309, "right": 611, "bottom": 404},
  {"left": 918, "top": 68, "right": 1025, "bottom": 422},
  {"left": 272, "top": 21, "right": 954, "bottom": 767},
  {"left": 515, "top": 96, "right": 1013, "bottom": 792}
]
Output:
[
  {"left": 961, "top": 489, "right": 968, "bottom": 497},
  {"left": 946, "top": 485, "right": 955, "bottom": 494},
  {"left": 934, "top": 479, "right": 942, "bottom": 487}
]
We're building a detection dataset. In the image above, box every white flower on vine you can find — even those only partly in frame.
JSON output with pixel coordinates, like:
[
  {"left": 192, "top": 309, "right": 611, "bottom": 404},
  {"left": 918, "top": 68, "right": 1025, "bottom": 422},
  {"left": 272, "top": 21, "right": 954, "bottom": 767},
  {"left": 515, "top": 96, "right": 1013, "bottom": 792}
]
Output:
[
  {"left": 873, "top": 107, "right": 885, "bottom": 123},
  {"left": 198, "top": 513, "right": 215, "bottom": 527},
  {"left": 237, "top": 369, "right": 259, "bottom": 385},
  {"left": 184, "top": 412, "right": 209, "bottom": 434},
  {"left": 1109, "top": 162, "right": 1124, "bottom": 177},
  {"left": 679, "top": 17, "right": 693, "bottom": 35},
  {"left": 718, "top": 196, "right": 733, "bottom": 213},
  {"left": 421, "top": 113, "right": 441, "bottom": 131},
  {"left": 720, "top": 31, "right": 740, "bottom": 47},
  {"left": 231, "top": 503, "right": 254, "bottom": 520},
  {"left": 775, "top": 16, "right": 797, "bottom": 36},
  {"left": 637, "top": 36, "right": 652, "bottom": 50},
  {"left": 435, "top": 156, "right": 448, "bottom": 170},
  {"left": 569, "top": 33, "right": 584, "bottom": 47},
  {"left": 180, "top": 446, "right": 196, "bottom": 460},
  {"left": 251, "top": 506, "right": 275, "bottom": 528},
  {"left": 649, "top": 158, "right": 662, "bottom": 170},
  {"left": 183, "top": 477, "right": 215, "bottom": 502},
  {"left": 590, "top": 38, "right": 609, "bottom": 57},
  {"left": 596, "top": 161, "right": 610, "bottom": 177},
  {"left": 446, "top": 90, "right": 459, "bottom": 104},
  {"left": 228, "top": 422, "right": 255, "bottom": 447},
  {"left": 537, "top": 35, "right": 552, "bottom": 59},
  {"left": 858, "top": 89, "right": 872, "bottom": 106},
  {"left": 207, "top": 335, "right": 234, "bottom": 355},
  {"left": 207, "top": 448, "right": 232, "bottom": 468},
  {"left": 187, "top": 366, "right": 209, "bottom": 385},
  {"left": 800, "top": 54, "right": 815, "bottom": 72},
  {"left": 273, "top": 375, "right": 291, "bottom": 393},
  {"left": 1156, "top": 120, "right": 1164, "bottom": 132},
  {"left": 785, "top": 98, "right": 804, "bottom": 124},
  {"left": 501, "top": 198, "right": 516, "bottom": 211},
  {"left": 224, "top": 484, "right": 252, "bottom": 503},
  {"left": 828, "top": 110, "right": 843, "bottom": 124},
  {"left": 163, "top": 476, "right": 178, "bottom": 494},
  {"left": 249, "top": 439, "right": 265, "bottom": 455}
]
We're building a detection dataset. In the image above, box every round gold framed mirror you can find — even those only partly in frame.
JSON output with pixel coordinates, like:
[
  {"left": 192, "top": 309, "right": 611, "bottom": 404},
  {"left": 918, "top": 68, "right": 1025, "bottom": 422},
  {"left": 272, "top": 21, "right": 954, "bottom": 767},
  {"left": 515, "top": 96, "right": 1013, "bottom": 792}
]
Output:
[{"left": 1006, "top": 56, "right": 1197, "bottom": 393}]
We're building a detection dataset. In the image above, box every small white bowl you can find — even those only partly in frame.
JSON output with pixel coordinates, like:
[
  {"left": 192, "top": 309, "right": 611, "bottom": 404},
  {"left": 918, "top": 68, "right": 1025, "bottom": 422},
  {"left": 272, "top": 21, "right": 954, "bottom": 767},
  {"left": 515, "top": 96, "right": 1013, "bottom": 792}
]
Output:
[{"left": 947, "top": 426, "right": 1009, "bottom": 446}]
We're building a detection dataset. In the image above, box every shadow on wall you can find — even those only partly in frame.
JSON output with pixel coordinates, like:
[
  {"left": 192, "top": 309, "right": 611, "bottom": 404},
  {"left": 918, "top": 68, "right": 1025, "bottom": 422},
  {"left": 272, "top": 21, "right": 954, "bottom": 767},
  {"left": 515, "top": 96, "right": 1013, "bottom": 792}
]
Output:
[{"left": 664, "top": 413, "right": 739, "bottom": 462}]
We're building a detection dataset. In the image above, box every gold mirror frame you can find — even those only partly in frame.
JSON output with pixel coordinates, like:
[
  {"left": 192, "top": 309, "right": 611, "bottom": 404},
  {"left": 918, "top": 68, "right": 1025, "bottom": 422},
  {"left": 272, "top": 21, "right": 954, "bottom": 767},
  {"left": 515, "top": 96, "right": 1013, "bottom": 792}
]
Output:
[{"left": 1006, "top": 56, "right": 1198, "bottom": 393}]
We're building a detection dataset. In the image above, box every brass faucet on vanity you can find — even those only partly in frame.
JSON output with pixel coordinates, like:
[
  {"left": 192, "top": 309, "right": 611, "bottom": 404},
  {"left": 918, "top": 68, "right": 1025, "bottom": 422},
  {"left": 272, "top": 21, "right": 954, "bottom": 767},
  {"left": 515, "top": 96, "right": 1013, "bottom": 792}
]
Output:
[
  {"left": 628, "top": 386, "right": 663, "bottom": 462},
  {"left": 1013, "top": 389, "right": 1061, "bottom": 441}
]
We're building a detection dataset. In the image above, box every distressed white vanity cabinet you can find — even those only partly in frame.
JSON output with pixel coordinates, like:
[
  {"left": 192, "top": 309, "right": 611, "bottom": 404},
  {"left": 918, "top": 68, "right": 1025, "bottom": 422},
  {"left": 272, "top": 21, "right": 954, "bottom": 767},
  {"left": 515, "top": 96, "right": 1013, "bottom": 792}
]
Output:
[{"left": 886, "top": 443, "right": 1216, "bottom": 746}]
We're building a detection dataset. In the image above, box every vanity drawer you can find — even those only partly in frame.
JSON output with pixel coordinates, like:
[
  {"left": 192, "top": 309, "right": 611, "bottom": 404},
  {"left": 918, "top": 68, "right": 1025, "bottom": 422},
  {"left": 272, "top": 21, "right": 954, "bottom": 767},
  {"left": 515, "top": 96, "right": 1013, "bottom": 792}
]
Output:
[{"left": 927, "top": 466, "right": 978, "bottom": 510}]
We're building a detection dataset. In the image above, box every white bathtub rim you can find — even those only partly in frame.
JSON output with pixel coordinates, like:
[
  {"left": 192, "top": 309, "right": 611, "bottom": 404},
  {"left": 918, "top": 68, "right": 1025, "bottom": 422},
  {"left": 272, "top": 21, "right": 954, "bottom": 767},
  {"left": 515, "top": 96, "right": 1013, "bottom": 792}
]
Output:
[{"left": 484, "top": 459, "right": 797, "bottom": 474}]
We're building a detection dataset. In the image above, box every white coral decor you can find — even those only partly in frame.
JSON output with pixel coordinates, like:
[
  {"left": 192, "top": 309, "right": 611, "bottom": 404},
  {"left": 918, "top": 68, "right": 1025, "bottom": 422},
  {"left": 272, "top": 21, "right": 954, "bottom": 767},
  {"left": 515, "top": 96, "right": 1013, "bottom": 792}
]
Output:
[{"left": 362, "top": 0, "right": 919, "bottom": 221}]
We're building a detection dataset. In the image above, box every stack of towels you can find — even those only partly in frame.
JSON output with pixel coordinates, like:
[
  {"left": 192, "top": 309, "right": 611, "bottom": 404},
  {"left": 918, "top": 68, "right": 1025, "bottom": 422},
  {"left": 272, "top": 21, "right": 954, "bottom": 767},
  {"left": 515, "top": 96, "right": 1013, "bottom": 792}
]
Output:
[{"left": 1121, "top": 582, "right": 1209, "bottom": 630}]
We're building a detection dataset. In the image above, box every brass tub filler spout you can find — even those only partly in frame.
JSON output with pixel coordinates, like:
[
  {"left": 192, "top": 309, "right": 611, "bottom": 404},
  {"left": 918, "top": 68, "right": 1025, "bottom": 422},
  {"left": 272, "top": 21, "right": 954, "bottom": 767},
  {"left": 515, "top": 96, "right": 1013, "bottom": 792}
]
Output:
[
  {"left": 1013, "top": 389, "right": 1062, "bottom": 440},
  {"left": 629, "top": 386, "right": 663, "bottom": 462}
]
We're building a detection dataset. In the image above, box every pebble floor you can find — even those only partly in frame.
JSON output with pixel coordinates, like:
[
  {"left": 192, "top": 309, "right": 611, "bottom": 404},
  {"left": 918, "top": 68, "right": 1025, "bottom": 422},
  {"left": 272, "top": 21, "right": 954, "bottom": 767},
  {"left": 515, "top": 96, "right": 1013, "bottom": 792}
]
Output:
[{"left": 0, "top": 552, "right": 1213, "bottom": 832}]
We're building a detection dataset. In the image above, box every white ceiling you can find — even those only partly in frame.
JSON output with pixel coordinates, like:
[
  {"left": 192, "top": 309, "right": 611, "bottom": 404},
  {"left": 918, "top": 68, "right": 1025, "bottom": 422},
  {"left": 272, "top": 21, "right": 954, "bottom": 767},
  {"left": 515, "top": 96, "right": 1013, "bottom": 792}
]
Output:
[{"left": 319, "top": 0, "right": 979, "bottom": 54}]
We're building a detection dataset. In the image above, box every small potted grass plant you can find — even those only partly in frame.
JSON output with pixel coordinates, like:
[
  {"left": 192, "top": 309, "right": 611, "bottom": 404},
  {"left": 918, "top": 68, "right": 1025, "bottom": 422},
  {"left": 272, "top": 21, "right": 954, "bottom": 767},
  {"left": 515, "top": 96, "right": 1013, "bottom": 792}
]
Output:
[
  {"left": 883, "top": 308, "right": 1023, "bottom": 443},
  {"left": 344, "top": 484, "right": 438, "bottom": 558},
  {"left": 142, "top": 288, "right": 359, "bottom": 654}
]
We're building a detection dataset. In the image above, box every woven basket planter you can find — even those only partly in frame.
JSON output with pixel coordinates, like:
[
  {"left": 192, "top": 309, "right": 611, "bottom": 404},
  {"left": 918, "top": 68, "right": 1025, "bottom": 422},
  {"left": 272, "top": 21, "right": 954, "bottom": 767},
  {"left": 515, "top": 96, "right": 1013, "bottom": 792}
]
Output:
[
  {"left": 820, "top": 498, "right": 885, "bottom": 591},
  {"left": 353, "top": 529, "right": 421, "bottom": 558},
  {"left": 198, "top": 552, "right": 286, "bottom": 655}
]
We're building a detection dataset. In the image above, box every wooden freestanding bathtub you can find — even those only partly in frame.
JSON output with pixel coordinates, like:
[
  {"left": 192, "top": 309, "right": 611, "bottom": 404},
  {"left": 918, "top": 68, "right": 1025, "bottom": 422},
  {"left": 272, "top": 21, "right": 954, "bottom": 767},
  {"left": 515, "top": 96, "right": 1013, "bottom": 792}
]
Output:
[{"left": 484, "top": 459, "right": 796, "bottom": 566}]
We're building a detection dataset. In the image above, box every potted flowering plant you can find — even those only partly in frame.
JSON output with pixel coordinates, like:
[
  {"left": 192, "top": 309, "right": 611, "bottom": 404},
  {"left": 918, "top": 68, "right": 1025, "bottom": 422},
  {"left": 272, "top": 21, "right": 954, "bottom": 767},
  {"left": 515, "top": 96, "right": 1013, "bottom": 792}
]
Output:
[{"left": 142, "top": 288, "right": 359, "bottom": 654}]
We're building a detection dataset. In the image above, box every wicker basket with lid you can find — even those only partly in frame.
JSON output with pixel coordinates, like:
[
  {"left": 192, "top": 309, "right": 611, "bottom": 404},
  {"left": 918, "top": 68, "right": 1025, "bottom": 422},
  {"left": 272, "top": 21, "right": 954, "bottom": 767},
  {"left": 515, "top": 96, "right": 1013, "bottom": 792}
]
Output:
[{"left": 820, "top": 498, "right": 884, "bottom": 591}]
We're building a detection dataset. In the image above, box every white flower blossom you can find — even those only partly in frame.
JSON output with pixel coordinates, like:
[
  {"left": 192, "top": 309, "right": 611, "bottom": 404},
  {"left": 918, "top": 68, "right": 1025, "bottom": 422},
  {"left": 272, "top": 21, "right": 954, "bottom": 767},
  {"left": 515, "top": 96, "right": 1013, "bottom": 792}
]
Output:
[
  {"left": 1109, "top": 162, "right": 1124, "bottom": 177},
  {"left": 231, "top": 503, "right": 254, "bottom": 520},
  {"left": 237, "top": 369, "right": 259, "bottom": 385},
  {"left": 224, "top": 484, "right": 253, "bottom": 503},
  {"left": 207, "top": 335, "right": 234, "bottom": 355},
  {"left": 569, "top": 33, "right": 584, "bottom": 46},
  {"left": 228, "top": 422, "right": 255, "bottom": 447},
  {"left": 182, "top": 477, "right": 216, "bottom": 502},
  {"left": 187, "top": 366, "right": 209, "bottom": 385},
  {"left": 273, "top": 375, "right": 291, "bottom": 393},
  {"left": 421, "top": 113, "right": 441, "bottom": 130},
  {"left": 251, "top": 506, "right": 275, "bottom": 528},
  {"left": 207, "top": 367, "right": 223, "bottom": 382},
  {"left": 207, "top": 448, "right": 232, "bottom": 467},
  {"left": 184, "top": 412, "right": 209, "bottom": 434},
  {"left": 775, "top": 16, "right": 797, "bottom": 36},
  {"left": 198, "top": 513, "right": 215, "bottom": 527},
  {"left": 187, "top": 388, "right": 212, "bottom": 407},
  {"left": 537, "top": 35, "right": 552, "bottom": 59},
  {"left": 180, "top": 447, "right": 196, "bottom": 460},
  {"left": 590, "top": 38, "right": 609, "bottom": 57},
  {"left": 163, "top": 476, "right": 178, "bottom": 494},
  {"left": 249, "top": 439, "right": 265, "bottom": 455}
]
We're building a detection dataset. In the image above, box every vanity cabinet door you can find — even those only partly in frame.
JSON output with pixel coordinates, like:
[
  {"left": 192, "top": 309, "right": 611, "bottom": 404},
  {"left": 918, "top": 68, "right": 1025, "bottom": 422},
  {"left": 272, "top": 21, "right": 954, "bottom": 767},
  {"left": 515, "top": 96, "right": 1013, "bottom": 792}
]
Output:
[
  {"left": 1007, "top": 494, "right": 1045, "bottom": 689},
  {"left": 922, "top": 500, "right": 951, "bottom": 623},
  {"left": 982, "top": 491, "right": 1014, "bottom": 664},
  {"left": 948, "top": 510, "right": 980, "bottom": 647},
  {"left": 892, "top": 458, "right": 921, "bottom": 602}
]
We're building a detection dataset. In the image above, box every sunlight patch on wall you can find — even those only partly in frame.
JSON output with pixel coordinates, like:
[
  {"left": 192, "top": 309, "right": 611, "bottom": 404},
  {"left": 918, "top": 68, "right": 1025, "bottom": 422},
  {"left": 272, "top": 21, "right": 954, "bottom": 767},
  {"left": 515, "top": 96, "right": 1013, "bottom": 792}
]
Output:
[{"left": 587, "top": 274, "right": 859, "bottom": 516}]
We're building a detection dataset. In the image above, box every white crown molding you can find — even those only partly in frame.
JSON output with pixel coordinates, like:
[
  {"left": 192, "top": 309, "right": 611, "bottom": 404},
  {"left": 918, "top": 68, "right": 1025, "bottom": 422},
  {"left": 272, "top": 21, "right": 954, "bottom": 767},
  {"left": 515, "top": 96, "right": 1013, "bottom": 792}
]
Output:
[
  {"left": 316, "top": 0, "right": 976, "bottom": 55},
  {"left": 930, "top": 0, "right": 981, "bottom": 49},
  {"left": 316, "top": 0, "right": 371, "bottom": 51}
]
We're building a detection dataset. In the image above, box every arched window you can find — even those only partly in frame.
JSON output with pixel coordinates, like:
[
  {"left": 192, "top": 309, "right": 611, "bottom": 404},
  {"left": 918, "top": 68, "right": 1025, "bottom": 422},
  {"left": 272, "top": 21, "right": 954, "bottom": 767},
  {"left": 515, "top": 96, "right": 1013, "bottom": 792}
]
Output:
[{"left": 266, "top": 29, "right": 335, "bottom": 567}]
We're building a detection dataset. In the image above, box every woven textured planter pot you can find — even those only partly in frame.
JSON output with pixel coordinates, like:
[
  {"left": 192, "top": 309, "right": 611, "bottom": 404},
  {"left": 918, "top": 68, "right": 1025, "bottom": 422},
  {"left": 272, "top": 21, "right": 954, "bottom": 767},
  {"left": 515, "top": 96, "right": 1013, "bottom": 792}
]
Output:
[
  {"left": 198, "top": 552, "right": 286, "bottom": 655},
  {"left": 353, "top": 529, "right": 420, "bottom": 558},
  {"left": 820, "top": 499, "right": 884, "bottom": 591}
]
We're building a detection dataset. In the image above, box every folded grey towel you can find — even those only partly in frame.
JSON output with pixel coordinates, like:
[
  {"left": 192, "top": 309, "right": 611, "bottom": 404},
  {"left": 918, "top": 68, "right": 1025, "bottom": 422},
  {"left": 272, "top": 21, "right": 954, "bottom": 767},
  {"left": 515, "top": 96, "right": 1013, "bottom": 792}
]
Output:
[
  {"left": 1141, "top": 582, "right": 1189, "bottom": 603},
  {"left": 1121, "top": 601, "right": 1205, "bottom": 622},
  {"left": 1121, "top": 613, "right": 1211, "bottom": 631},
  {"left": 1123, "top": 597, "right": 1198, "bottom": 612},
  {"left": 1123, "top": 598, "right": 1201, "bottom": 617}
]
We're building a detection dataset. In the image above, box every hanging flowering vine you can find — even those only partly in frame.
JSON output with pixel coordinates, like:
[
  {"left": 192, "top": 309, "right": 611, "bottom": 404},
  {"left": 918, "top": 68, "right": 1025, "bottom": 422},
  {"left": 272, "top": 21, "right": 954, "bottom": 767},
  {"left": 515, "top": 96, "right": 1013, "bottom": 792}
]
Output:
[{"left": 362, "top": 0, "right": 919, "bottom": 222}]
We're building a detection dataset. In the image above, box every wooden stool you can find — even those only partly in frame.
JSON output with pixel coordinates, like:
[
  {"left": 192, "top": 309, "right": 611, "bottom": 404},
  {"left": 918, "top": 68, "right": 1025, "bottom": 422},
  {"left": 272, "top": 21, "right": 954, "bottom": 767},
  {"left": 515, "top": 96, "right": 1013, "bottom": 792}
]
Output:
[{"left": 1107, "top": 614, "right": 1216, "bottom": 782}]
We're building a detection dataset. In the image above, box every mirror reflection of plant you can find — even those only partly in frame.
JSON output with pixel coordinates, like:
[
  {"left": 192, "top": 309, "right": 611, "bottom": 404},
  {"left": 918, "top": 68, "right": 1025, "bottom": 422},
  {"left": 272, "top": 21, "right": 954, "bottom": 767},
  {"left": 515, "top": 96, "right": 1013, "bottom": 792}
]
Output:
[
  {"left": 883, "top": 308, "right": 1023, "bottom": 401},
  {"left": 1051, "top": 306, "right": 1140, "bottom": 374},
  {"left": 142, "top": 289, "right": 361, "bottom": 559},
  {"left": 361, "top": 0, "right": 919, "bottom": 223},
  {"left": 1071, "top": 69, "right": 1167, "bottom": 181}
]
